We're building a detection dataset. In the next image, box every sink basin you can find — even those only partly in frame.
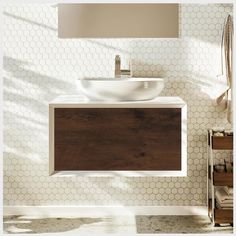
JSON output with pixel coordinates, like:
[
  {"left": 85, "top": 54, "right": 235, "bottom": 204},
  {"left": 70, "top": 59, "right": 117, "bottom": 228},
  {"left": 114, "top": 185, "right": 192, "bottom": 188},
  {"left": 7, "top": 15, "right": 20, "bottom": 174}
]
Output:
[{"left": 77, "top": 77, "right": 164, "bottom": 101}]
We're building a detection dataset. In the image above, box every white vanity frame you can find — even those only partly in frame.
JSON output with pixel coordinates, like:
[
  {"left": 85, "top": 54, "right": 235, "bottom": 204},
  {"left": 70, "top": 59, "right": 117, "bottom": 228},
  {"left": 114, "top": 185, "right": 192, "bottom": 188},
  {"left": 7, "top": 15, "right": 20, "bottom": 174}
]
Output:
[{"left": 49, "top": 95, "right": 187, "bottom": 177}]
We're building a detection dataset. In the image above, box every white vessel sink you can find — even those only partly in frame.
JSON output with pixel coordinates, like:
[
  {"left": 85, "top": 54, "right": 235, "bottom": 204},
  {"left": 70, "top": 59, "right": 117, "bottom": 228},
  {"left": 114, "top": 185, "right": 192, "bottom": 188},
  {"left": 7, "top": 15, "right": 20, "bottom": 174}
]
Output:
[{"left": 77, "top": 77, "right": 164, "bottom": 101}]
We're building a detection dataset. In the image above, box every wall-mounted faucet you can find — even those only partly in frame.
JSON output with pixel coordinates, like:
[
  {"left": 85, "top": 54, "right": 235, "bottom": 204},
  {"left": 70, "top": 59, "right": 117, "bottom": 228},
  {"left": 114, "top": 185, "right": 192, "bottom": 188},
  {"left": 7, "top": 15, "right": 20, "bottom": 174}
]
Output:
[{"left": 115, "top": 55, "right": 131, "bottom": 78}]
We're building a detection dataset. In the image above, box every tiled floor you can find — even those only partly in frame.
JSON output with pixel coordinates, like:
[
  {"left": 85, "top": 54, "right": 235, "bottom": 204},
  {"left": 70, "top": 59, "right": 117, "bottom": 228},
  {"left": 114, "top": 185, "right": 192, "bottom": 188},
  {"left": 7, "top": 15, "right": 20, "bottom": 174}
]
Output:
[
  {"left": 136, "top": 215, "right": 233, "bottom": 234},
  {"left": 3, "top": 215, "right": 233, "bottom": 234}
]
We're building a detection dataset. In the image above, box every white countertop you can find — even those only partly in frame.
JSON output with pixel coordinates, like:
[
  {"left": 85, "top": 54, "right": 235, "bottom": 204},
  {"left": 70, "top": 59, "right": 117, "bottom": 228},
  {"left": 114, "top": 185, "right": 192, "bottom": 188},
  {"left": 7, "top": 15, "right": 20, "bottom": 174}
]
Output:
[{"left": 49, "top": 95, "right": 186, "bottom": 108}]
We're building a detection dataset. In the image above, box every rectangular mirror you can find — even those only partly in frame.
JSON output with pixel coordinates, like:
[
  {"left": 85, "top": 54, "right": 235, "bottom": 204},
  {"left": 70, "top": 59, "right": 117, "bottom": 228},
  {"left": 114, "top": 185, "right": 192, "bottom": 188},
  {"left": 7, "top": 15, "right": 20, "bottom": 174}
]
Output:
[{"left": 58, "top": 4, "right": 179, "bottom": 38}]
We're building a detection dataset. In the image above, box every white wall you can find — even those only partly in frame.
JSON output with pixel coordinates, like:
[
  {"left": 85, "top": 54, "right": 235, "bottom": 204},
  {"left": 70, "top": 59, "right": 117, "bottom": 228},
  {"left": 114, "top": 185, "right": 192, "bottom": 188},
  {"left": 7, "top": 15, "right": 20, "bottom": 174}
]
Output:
[{"left": 3, "top": 4, "right": 232, "bottom": 206}]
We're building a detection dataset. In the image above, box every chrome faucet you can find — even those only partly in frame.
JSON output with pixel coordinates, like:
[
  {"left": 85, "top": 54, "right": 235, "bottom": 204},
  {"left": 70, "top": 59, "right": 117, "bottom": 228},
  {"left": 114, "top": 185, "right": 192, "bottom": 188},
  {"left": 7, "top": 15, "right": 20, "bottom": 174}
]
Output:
[
  {"left": 115, "top": 55, "right": 121, "bottom": 78},
  {"left": 114, "top": 55, "right": 131, "bottom": 78}
]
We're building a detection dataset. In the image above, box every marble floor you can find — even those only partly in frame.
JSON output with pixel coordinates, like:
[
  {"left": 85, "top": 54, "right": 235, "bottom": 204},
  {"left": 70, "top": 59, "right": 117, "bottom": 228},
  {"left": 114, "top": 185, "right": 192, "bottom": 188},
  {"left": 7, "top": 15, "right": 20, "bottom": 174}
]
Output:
[{"left": 3, "top": 215, "right": 233, "bottom": 234}]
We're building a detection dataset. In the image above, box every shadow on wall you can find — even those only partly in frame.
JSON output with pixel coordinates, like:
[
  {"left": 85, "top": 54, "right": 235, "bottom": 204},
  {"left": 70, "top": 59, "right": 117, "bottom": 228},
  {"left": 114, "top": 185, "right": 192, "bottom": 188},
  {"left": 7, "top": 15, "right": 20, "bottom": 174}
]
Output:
[
  {"left": 3, "top": 11, "right": 131, "bottom": 55},
  {"left": 4, "top": 215, "right": 104, "bottom": 234},
  {"left": 3, "top": 56, "right": 74, "bottom": 164},
  {"left": 3, "top": 11, "right": 57, "bottom": 32}
]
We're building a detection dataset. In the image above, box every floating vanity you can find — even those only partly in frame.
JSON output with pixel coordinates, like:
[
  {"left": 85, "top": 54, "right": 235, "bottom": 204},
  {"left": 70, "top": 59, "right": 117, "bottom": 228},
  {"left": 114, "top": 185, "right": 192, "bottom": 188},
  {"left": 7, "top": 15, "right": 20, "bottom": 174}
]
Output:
[{"left": 49, "top": 95, "right": 187, "bottom": 177}]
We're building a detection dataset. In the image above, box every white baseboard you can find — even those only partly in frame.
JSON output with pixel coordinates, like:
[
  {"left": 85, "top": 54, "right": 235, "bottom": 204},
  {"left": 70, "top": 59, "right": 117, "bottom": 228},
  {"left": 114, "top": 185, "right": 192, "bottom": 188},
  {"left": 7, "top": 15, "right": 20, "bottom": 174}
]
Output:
[{"left": 4, "top": 206, "right": 207, "bottom": 217}]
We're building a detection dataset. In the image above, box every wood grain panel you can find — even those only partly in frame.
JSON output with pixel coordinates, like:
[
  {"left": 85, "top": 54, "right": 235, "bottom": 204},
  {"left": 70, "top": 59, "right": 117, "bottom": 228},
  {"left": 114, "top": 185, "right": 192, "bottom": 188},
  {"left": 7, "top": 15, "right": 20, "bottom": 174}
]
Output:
[
  {"left": 54, "top": 108, "right": 181, "bottom": 171},
  {"left": 212, "top": 136, "right": 233, "bottom": 150},
  {"left": 214, "top": 209, "right": 233, "bottom": 224},
  {"left": 213, "top": 172, "right": 233, "bottom": 187},
  {"left": 208, "top": 199, "right": 233, "bottom": 225}
]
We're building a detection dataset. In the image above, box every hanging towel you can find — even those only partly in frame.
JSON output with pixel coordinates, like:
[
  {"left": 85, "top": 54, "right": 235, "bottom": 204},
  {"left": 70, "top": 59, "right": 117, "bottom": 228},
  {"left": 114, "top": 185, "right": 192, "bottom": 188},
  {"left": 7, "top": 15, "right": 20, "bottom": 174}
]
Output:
[{"left": 215, "top": 14, "right": 233, "bottom": 124}]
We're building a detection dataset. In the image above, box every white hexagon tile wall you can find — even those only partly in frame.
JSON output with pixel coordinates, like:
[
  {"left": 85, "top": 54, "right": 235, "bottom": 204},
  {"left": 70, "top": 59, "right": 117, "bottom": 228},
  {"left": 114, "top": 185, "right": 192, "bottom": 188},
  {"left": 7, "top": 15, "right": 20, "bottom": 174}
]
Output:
[{"left": 3, "top": 4, "right": 233, "bottom": 206}]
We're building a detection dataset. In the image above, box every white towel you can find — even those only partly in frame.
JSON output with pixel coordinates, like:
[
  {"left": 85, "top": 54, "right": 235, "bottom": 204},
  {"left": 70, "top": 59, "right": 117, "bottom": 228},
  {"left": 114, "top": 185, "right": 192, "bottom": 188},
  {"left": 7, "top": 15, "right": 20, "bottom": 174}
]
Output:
[
  {"left": 216, "top": 202, "right": 233, "bottom": 209},
  {"left": 216, "top": 198, "right": 233, "bottom": 206},
  {"left": 216, "top": 196, "right": 233, "bottom": 205},
  {"left": 215, "top": 14, "right": 233, "bottom": 124},
  {"left": 215, "top": 188, "right": 233, "bottom": 203},
  {"left": 223, "top": 186, "right": 233, "bottom": 195},
  {"left": 216, "top": 204, "right": 232, "bottom": 209}
]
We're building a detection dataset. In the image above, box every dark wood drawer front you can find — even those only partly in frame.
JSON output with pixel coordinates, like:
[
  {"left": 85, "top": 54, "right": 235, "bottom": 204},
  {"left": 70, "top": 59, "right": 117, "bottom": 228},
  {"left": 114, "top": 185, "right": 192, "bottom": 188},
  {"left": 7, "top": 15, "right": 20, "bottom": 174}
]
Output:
[
  {"left": 212, "top": 136, "right": 233, "bottom": 150},
  {"left": 213, "top": 172, "right": 233, "bottom": 187},
  {"left": 214, "top": 209, "right": 233, "bottom": 224},
  {"left": 54, "top": 108, "right": 181, "bottom": 171}
]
